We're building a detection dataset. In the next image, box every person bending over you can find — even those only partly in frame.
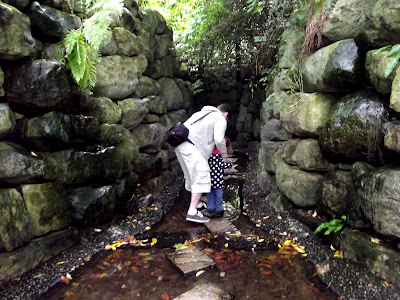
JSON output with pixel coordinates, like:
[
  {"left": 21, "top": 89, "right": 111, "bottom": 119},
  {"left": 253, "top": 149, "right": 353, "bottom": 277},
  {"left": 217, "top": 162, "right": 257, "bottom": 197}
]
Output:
[{"left": 174, "top": 104, "right": 231, "bottom": 223}]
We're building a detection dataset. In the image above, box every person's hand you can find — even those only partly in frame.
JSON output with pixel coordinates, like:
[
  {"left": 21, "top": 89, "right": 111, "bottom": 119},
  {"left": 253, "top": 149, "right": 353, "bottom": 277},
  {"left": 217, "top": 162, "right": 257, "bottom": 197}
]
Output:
[{"left": 223, "top": 157, "right": 232, "bottom": 163}]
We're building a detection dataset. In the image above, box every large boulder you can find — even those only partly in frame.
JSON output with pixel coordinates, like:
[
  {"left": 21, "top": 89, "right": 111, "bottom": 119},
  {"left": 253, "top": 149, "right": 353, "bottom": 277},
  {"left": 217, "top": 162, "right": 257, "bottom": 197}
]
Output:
[
  {"left": 68, "top": 185, "right": 117, "bottom": 227},
  {"left": 50, "top": 146, "right": 131, "bottom": 185},
  {"left": 260, "top": 119, "right": 291, "bottom": 142},
  {"left": 13, "top": 111, "right": 72, "bottom": 151},
  {"left": 275, "top": 159, "right": 324, "bottom": 207},
  {"left": 143, "top": 96, "right": 167, "bottom": 115},
  {"left": 302, "top": 39, "right": 363, "bottom": 93},
  {"left": 261, "top": 91, "right": 288, "bottom": 122},
  {"left": 132, "top": 76, "right": 160, "bottom": 98},
  {"left": 27, "top": 1, "right": 81, "bottom": 42},
  {"left": 390, "top": 69, "right": 400, "bottom": 113},
  {"left": 132, "top": 123, "right": 166, "bottom": 153},
  {"left": 384, "top": 121, "right": 400, "bottom": 152},
  {"left": 365, "top": 49, "right": 400, "bottom": 94},
  {"left": 81, "top": 96, "right": 122, "bottom": 124},
  {"left": 318, "top": 170, "right": 352, "bottom": 216},
  {"left": 322, "top": 0, "right": 375, "bottom": 41},
  {"left": 118, "top": 98, "right": 149, "bottom": 130},
  {"left": 113, "top": 27, "right": 139, "bottom": 56},
  {"left": 0, "top": 188, "right": 32, "bottom": 252},
  {"left": 94, "top": 55, "right": 148, "bottom": 100},
  {"left": 0, "top": 142, "right": 55, "bottom": 184},
  {"left": 258, "top": 141, "right": 285, "bottom": 174},
  {"left": 154, "top": 34, "right": 173, "bottom": 59},
  {"left": 319, "top": 90, "right": 388, "bottom": 165},
  {"left": 133, "top": 152, "right": 163, "bottom": 181},
  {"left": 2, "top": 0, "right": 30, "bottom": 10},
  {"left": 278, "top": 26, "right": 304, "bottom": 69},
  {"left": 0, "top": 229, "right": 76, "bottom": 282},
  {"left": 281, "top": 93, "right": 335, "bottom": 137},
  {"left": 0, "top": 2, "right": 36, "bottom": 60},
  {"left": 141, "top": 8, "right": 166, "bottom": 35},
  {"left": 0, "top": 103, "right": 15, "bottom": 139},
  {"left": 341, "top": 230, "right": 400, "bottom": 290},
  {"left": 356, "top": 0, "right": 400, "bottom": 48},
  {"left": 158, "top": 77, "right": 183, "bottom": 111},
  {"left": 352, "top": 163, "right": 400, "bottom": 238},
  {"left": 4, "top": 60, "right": 71, "bottom": 114},
  {"left": 291, "top": 139, "right": 331, "bottom": 171},
  {"left": 21, "top": 183, "right": 72, "bottom": 237}
]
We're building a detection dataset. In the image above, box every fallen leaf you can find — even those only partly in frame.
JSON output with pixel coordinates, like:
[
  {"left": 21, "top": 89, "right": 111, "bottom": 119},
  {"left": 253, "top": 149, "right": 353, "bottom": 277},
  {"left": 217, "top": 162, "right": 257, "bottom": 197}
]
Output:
[
  {"left": 121, "top": 284, "right": 126, "bottom": 289},
  {"left": 333, "top": 251, "right": 340, "bottom": 258},
  {"left": 138, "top": 252, "right": 151, "bottom": 256},
  {"left": 312, "top": 210, "right": 317, "bottom": 218},
  {"left": 196, "top": 270, "right": 205, "bottom": 277},
  {"left": 151, "top": 238, "right": 158, "bottom": 246},
  {"left": 65, "top": 291, "right": 75, "bottom": 297},
  {"left": 94, "top": 272, "right": 108, "bottom": 278},
  {"left": 60, "top": 274, "right": 72, "bottom": 285},
  {"left": 370, "top": 237, "right": 380, "bottom": 244},
  {"left": 260, "top": 270, "right": 272, "bottom": 276},
  {"left": 56, "top": 261, "right": 65, "bottom": 266},
  {"left": 161, "top": 293, "right": 170, "bottom": 300},
  {"left": 94, "top": 228, "right": 102, "bottom": 232}
]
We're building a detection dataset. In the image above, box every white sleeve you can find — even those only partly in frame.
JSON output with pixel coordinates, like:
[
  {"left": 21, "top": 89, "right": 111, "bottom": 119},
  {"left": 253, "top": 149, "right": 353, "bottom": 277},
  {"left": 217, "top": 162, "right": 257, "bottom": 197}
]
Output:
[{"left": 214, "top": 115, "right": 228, "bottom": 157}]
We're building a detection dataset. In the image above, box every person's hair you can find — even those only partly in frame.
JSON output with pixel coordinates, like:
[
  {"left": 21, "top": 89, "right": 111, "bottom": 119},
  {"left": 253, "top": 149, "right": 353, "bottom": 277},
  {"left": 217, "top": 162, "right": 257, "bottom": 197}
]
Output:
[
  {"left": 217, "top": 103, "right": 231, "bottom": 113},
  {"left": 225, "top": 137, "right": 233, "bottom": 154}
]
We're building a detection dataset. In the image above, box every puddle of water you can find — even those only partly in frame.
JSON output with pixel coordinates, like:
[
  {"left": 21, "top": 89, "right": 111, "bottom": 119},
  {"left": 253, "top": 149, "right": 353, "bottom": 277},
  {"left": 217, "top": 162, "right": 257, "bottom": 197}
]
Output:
[{"left": 41, "top": 243, "right": 336, "bottom": 300}]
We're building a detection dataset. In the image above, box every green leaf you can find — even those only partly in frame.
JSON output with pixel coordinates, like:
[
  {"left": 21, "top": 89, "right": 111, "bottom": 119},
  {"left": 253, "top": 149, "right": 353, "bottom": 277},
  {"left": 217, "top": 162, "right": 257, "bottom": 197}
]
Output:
[
  {"left": 384, "top": 52, "right": 400, "bottom": 78},
  {"left": 373, "top": 45, "right": 392, "bottom": 56}
]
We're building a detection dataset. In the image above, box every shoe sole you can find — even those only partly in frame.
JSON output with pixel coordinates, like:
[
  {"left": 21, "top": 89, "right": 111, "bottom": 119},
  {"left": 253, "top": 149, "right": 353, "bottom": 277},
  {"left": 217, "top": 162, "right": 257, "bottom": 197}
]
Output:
[{"left": 186, "top": 217, "right": 210, "bottom": 223}]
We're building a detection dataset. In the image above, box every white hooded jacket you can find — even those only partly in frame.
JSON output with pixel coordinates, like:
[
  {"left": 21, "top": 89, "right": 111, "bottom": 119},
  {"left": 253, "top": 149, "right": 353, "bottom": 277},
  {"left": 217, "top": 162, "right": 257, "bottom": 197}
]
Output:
[{"left": 184, "top": 106, "right": 228, "bottom": 159}]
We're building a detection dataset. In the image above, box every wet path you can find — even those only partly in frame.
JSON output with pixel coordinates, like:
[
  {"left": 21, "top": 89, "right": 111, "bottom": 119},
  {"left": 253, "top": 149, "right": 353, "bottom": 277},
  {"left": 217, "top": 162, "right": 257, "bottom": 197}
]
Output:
[{"left": 39, "top": 152, "right": 337, "bottom": 300}]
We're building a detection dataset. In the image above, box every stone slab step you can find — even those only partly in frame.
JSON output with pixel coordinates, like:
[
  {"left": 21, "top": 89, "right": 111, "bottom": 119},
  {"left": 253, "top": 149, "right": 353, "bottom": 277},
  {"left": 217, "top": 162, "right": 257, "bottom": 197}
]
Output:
[
  {"left": 166, "top": 245, "right": 215, "bottom": 276},
  {"left": 173, "top": 283, "right": 233, "bottom": 300},
  {"left": 205, "top": 217, "right": 238, "bottom": 234}
]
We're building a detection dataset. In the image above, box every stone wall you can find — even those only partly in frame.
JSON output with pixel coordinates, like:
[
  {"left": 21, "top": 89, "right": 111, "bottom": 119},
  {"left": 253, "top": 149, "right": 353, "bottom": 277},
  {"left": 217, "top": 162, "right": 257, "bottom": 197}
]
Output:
[
  {"left": 0, "top": 0, "right": 190, "bottom": 281},
  {"left": 258, "top": 0, "right": 400, "bottom": 287},
  {"left": 193, "top": 79, "right": 263, "bottom": 146}
]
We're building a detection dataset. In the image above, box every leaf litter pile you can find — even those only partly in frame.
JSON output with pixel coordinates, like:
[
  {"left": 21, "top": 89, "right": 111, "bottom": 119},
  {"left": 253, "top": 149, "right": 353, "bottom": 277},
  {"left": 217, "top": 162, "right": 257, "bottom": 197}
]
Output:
[{"left": 41, "top": 233, "right": 337, "bottom": 300}]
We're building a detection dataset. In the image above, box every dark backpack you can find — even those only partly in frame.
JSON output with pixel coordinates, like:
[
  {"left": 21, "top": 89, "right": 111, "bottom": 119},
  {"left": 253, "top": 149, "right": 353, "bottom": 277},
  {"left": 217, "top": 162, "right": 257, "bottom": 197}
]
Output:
[
  {"left": 165, "top": 111, "right": 212, "bottom": 147},
  {"left": 165, "top": 122, "right": 189, "bottom": 147}
]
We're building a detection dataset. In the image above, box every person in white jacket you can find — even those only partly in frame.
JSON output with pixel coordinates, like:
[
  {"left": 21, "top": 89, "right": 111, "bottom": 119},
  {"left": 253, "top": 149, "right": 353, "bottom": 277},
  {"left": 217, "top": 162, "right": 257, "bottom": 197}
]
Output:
[{"left": 175, "top": 104, "right": 232, "bottom": 223}]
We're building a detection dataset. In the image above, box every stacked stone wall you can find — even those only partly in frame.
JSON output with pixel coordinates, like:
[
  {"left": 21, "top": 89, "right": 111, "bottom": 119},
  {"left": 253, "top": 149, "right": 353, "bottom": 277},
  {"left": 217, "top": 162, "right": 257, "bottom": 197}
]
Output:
[
  {"left": 0, "top": 0, "right": 190, "bottom": 281},
  {"left": 258, "top": 0, "right": 400, "bottom": 287}
]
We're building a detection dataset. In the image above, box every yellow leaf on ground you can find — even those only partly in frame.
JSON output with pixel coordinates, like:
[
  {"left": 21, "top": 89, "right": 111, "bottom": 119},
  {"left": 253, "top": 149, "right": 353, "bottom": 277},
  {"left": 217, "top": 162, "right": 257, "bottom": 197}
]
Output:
[
  {"left": 370, "top": 237, "right": 380, "bottom": 244},
  {"left": 151, "top": 238, "right": 158, "bottom": 246},
  {"left": 196, "top": 270, "right": 205, "bottom": 277},
  {"left": 333, "top": 251, "right": 340, "bottom": 258}
]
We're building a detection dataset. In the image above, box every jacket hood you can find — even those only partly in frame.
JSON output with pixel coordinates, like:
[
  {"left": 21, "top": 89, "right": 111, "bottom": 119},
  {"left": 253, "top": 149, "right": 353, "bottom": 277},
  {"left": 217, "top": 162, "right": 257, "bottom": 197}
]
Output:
[{"left": 201, "top": 106, "right": 220, "bottom": 112}]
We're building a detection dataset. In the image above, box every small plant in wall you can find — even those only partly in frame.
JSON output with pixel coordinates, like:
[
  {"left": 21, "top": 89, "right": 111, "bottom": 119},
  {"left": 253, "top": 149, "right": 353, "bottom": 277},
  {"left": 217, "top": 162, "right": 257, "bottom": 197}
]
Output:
[
  {"left": 314, "top": 215, "right": 346, "bottom": 235},
  {"left": 373, "top": 44, "right": 400, "bottom": 78},
  {"left": 59, "top": 0, "right": 124, "bottom": 90}
]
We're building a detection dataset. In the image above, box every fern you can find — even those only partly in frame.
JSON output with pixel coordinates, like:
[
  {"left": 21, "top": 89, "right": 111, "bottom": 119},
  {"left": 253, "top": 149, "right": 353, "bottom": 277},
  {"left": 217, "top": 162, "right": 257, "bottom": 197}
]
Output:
[
  {"left": 60, "top": 0, "right": 124, "bottom": 90},
  {"left": 373, "top": 44, "right": 400, "bottom": 78}
]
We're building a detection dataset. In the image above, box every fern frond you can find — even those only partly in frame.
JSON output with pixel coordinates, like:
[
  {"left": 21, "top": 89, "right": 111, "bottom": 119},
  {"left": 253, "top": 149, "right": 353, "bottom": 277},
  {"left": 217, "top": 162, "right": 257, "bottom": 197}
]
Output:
[
  {"left": 90, "top": 0, "right": 124, "bottom": 16},
  {"left": 83, "top": 19, "right": 112, "bottom": 49},
  {"left": 386, "top": 44, "right": 400, "bottom": 57},
  {"left": 384, "top": 52, "right": 400, "bottom": 78}
]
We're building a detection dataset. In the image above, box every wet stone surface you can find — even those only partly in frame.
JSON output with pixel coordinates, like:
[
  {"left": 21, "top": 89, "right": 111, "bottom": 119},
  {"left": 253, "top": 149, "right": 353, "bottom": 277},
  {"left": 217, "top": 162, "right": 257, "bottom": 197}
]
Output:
[{"left": 166, "top": 245, "right": 215, "bottom": 276}]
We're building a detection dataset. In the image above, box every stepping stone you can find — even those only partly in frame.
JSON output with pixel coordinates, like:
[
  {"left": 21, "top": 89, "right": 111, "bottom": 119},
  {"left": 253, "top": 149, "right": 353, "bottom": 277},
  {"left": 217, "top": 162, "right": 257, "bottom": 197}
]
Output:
[
  {"left": 173, "top": 283, "right": 233, "bottom": 300},
  {"left": 205, "top": 217, "right": 237, "bottom": 234},
  {"left": 166, "top": 245, "right": 215, "bottom": 276}
]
